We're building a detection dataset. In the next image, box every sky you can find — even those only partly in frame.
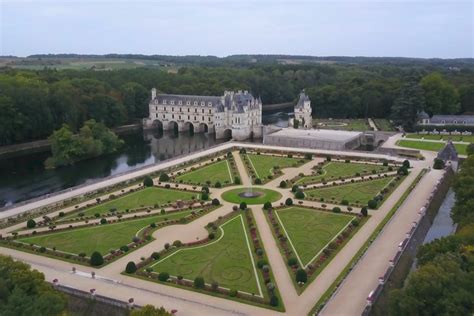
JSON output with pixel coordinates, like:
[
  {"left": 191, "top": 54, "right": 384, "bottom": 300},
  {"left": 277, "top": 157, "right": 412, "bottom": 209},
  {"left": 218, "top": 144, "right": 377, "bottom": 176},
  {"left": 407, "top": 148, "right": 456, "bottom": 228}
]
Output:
[{"left": 1, "top": 0, "right": 473, "bottom": 58}]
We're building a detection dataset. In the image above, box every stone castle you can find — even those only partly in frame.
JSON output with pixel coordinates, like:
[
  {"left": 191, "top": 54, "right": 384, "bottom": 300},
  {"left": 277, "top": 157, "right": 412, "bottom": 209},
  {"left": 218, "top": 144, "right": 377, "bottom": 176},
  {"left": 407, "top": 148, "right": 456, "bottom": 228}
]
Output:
[{"left": 143, "top": 88, "right": 263, "bottom": 140}]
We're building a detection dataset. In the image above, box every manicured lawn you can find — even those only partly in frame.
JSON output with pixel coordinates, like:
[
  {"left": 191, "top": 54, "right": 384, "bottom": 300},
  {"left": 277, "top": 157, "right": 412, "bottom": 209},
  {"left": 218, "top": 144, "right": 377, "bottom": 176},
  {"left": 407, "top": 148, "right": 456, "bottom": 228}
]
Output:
[
  {"left": 176, "top": 160, "right": 233, "bottom": 186},
  {"left": 221, "top": 188, "right": 282, "bottom": 205},
  {"left": 397, "top": 140, "right": 468, "bottom": 155},
  {"left": 276, "top": 207, "right": 354, "bottom": 267},
  {"left": 405, "top": 134, "right": 474, "bottom": 143},
  {"left": 247, "top": 154, "right": 301, "bottom": 180},
  {"left": 373, "top": 119, "right": 395, "bottom": 131},
  {"left": 19, "top": 210, "right": 193, "bottom": 256},
  {"left": 313, "top": 119, "right": 370, "bottom": 131},
  {"left": 150, "top": 215, "right": 262, "bottom": 295},
  {"left": 61, "top": 187, "right": 198, "bottom": 220},
  {"left": 294, "top": 162, "right": 390, "bottom": 185},
  {"left": 304, "top": 176, "right": 394, "bottom": 205}
]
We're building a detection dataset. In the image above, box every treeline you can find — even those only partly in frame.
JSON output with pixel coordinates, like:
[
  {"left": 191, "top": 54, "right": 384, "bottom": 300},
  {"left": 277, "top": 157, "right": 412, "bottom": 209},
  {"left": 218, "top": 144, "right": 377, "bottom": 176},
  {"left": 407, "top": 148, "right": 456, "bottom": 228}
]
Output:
[
  {"left": 0, "top": 62, "right": 473, "bottom": 145},
  {"left": 388, "top": 147, "right": 474, "bottom": 315}
]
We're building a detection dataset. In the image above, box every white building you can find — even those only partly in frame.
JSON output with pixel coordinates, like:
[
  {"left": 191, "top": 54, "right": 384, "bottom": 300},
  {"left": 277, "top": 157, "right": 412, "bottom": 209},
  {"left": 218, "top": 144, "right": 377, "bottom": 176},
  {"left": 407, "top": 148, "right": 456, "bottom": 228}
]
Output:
[
  {"left": 293, "top": 90, "right": 312, "bottom": 129},
  {"left": 143, "top": 89, "right": 263, "bottom": 140}
]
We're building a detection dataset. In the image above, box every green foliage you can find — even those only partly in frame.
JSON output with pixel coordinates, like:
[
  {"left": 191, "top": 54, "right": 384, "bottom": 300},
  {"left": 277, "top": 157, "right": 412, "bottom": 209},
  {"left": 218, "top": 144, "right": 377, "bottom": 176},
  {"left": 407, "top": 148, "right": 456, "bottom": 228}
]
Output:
[
  {"left": 0, "top": 255, "right": 67, "bottom": 316},
  {"left": 293, "top": 119, "right": 300, "bottom": 129},
  {"left": 295, "top": 268, "right": 308, "bottom": 283},
  {"left": 194, "top": 276, "right": 205, "bottom": 289},
  {"left": 332, "top": 207, "right": 341, "bottom": 213},
  {"left": 391, "top": 81, "right": 425, "bottom": 131},
  {"left": 279, "top": 180, "right": 287, "bottom": 188},
  {"left": 452, "top": 154, "right": 474, "bottom": 225},
  {"left": 263, "top": 201, "right": 272, "bottom": 210},
  {"left": 467, "top": 143, "right": 474, "bottom": 156},
  {"left": 234, "top": 176, "right": 241, "bottom": 185},
  {"left": 131, "top": 305, "right": 171, "bottom": 316},
  {"left": 360, "top": 206, "right": 368, "bottom": 217},
  {"left": 402, "top": 160, "right": 410, "bottom": 169},
  {"left": 287, "top": 257, "right": 298, "bottom": 266},
  {"left": 269, "top": 295, "right": 279, "bottom": 307},
  {"left": 158, "top": 173, "right": 170, "bottom": 182},
  {"left": 143, "top": 176, "right": 154, "bottom": 187},
  {"left": 421, "top": 72, "right": 460, "bottom": 115},
  {"left": 295, "top": 190, "right": 305, "bottom": 199},
  {"left": 433, "top": 158, "right": 445, "bottom": 169},
  {"left": 211, "top": 198, "right": 220, "bottom": 206},
  {"left": 89, "top": 251, "right": 104, "bottom": 266},
  {"left": 239, "top": 202, "right": 247, "bottom": 210},
  {"left": 285, "top": 198, "right": 293, "bottom": 206},
  {"left": 367, "top": 199, "right": 378, "bottom": 209},
  {"left": 45, "top": 120, "right": 123, "bottom": 169},
  {"left": 26, "top": 219, "right": 36, "bottom": 228},
  {"left": 125, "top": 261, "right": 137, "bottom": 273},
  {"left": 201, "top": 192, "right": 209, "bottom": 201},
  {"left": 158, "top": 272, "right": 169, "bottom": 282}
]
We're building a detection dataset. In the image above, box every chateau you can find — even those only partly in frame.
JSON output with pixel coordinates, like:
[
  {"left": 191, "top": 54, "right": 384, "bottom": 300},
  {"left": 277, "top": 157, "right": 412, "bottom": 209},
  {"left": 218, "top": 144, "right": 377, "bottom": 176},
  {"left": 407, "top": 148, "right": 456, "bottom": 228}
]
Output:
[
  {"left": 293, "top": 90, "right": 312, "bottom": 128},
  {"left": 144, "top": 88, "right": 263, "bottom": 140}
]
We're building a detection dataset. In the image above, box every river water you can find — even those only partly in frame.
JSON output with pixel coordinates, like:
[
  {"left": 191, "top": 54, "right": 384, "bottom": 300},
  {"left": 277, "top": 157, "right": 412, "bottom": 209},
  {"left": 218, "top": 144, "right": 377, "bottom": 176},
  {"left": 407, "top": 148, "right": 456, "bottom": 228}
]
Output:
[
  {"left": 422, "top": 188, "right": 457, "bottom": 244},
  {"left": 0, "top": 111, "right": 291, "bottom": 208}
]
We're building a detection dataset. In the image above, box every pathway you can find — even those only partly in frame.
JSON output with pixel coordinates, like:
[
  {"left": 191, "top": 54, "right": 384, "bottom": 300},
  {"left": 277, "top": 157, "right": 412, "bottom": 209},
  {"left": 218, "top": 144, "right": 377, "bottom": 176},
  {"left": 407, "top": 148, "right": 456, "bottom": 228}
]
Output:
[{"left": 368, "top": 118, "right": 378, "bottom": 131}]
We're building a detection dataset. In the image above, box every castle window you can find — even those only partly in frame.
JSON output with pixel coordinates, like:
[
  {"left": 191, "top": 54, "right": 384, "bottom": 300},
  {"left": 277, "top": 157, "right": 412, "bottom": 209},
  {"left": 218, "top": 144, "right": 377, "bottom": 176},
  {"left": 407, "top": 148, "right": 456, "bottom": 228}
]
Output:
[
  {"left": 442, "top": 120, "right": 446, "bottom": 124},
  {"left": 194, "top": 116, "right": 196, "bottom": 120},
  {"left": 208, "top": 117, "right": 211, "bottom": 122},
  {"left": 209, "top": 109, "right": 211, "bottom": 114},
  {"left": 464, "top": 121, "right": 467, "bottom": 125},
  {"left": 178, "top": 101, "right": 182, "bottom": 105},
  {"left": 188, "top": 115, "right": 190, "bottom": 119},
  {"left": 155, "top": 113, "right": 158, "bottom": 118},
  {"left": 453, "top": 120, "right": 457, "bottom": 124},
  {"left": 202, "top": 116, "right": 204, "bottom": 120},
  {"left": 170, "top": 101, "right": 174, "bottom": 105},
  {"left": 195, "top": 108, "right": 197, "bottom": 113},
  {"left": 180, "top": 108, "right": 182, "bottom": 112},
  {"left": 163, "top": 100, "right": 167, "bottom": 105},
  {"left": 164, "top": 107, "right": 166, "bottom": 111},
  {"left": 172, "top": 114, "right": 174, "bottom": 119},
  {"left": 179, "top": 115, "right": 181, "bottom": 120},
  {"left": 202, "top": 109, "right": 204, "bottom": 113},
  {"left": 201, "top": 101, "right": 205, "bottom": 106},
  {"left": 194, "top": 101, "right": 197, "bottom": 105},
  {"left": 208, "top": 102, "right": 212, "bottom": 106},
  {"left": 155, "top": 106, "right": 158, "bottom": 111},
  {"left": 171, "top": 107, "right": 174, "bottom": 112},
  {"left": 163, "top": 114, "right": 165, "bottom": 118}
]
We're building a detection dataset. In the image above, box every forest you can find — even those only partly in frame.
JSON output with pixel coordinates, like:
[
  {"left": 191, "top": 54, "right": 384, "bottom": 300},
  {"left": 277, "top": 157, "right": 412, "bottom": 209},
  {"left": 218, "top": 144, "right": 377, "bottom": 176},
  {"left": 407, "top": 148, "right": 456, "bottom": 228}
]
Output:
[{"left": 0, "top": 58, "right": 473, "bottom": 145}]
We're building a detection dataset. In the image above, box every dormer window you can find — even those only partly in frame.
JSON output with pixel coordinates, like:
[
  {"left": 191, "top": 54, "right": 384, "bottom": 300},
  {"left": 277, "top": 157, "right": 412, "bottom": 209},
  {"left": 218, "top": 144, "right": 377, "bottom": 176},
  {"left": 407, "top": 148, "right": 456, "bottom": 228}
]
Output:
[
  {"left": 463, "top": 121, "right": 467, "bottom": 125},
  {"left": 163, "top": 100, "right": 167, "bottom": 105},
  {"left": 201, "top": 101, "right": 205, "bottom": 106},
  {"left": 178, "top": 101, "right": 182, "bottom": 105},
  {"left": 441, "top": 120, "right": 446, "bottom": 124},
  {"left": 194, "top": 101, "right": 197, "bottom": 106},
  {"left": 453, "top": 120, "right": 457, "bottom": 124},
  {"left": 186, "top": 101, "right": 190, "bottom": 105},
  {"left": 208, "top": 102, "right": 212, "bottom": 106}
]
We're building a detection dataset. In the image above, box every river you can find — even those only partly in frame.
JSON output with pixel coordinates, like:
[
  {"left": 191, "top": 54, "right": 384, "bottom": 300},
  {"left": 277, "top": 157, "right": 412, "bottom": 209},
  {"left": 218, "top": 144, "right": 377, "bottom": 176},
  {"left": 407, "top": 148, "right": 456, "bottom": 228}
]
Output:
[
  {"left": 422, "top": 188, "right": 457, "bottom": 244},
  {"left": 0, "top": 110, "right": 291, "bottom": 208}
]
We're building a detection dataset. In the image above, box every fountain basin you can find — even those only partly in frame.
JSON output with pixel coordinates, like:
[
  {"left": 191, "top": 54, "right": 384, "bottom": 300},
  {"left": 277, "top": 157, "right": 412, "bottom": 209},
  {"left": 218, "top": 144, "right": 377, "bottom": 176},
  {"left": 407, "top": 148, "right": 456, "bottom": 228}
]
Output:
[{"left": 221, "top": 188, "right": 282, "bottom": 205}]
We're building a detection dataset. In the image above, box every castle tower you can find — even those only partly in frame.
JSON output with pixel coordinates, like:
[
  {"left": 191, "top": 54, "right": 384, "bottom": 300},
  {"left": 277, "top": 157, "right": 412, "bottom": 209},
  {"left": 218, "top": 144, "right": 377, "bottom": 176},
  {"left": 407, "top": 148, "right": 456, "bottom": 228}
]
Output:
[{"left": 294, "top": 90, "right": 312, "bottom": 128}]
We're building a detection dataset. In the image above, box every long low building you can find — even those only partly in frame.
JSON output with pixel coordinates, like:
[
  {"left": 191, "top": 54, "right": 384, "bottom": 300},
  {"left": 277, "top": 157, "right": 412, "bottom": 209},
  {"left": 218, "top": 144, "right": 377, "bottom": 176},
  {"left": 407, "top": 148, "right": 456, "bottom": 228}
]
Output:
[{"left": 263, "top": 128, "right": 363, "bottom": 150}]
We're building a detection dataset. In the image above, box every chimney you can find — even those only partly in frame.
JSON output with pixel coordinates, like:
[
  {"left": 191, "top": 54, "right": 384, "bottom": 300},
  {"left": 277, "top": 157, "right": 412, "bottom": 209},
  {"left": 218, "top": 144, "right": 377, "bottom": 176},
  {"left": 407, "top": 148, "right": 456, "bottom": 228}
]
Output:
[{"left": 151, "top": 88, "right": 157, "bottom": 100}]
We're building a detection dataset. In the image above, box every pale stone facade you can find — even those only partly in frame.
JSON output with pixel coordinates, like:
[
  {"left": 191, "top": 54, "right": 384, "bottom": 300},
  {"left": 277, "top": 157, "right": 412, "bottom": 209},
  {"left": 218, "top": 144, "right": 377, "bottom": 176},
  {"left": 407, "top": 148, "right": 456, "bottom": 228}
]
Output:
[
  {"left": 293, "top": 90, "right": 312, "bottom": 128},
  {"left": 143, "top": 89, "right": 263, "bottom": 140}
]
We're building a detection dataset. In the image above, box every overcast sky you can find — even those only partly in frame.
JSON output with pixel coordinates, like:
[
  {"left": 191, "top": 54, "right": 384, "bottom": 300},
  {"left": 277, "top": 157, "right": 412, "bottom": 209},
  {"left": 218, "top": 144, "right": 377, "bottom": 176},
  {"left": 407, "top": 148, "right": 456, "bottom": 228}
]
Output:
[{"left": 1, "top": 0, "right": 472, "bottom": 58}]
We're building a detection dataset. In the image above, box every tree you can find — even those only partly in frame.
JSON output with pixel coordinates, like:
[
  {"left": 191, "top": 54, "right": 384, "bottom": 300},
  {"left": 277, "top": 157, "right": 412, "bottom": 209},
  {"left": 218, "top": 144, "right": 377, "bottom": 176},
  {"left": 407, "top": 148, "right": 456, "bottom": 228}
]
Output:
[
  {"left": 0, "top": 255, "right": 67, "bottom": 316},
  {"left": 390, "top": 81, "right": 425, "bottom": 131},
  {"left": 361, "top": 206, "right": 368, "bottom": 217},
  {"left": 194, "top": 276, "right": 205, "bottom": 289},
  {"left": 201, "top": 192, "right": 209, "bottom": 200},
  {"left": 90, "top": 251, "right": 104, "bottom": 266},
  {"left": 332, "top": 207, "right": 341, "bottom": 213},
  {"left": 295, "top": 269, "right": 307, "bottom": 283},
  {"left": 131, "top": 305, "right": 171, "bottom": 316},
  {"left": 263, "top": 201, "right": 272, "bottom": 210},
  {"left": 295, "top": 190, "right": 305, "bottom": 199},
  {"left": 433, "top": 158, "right": 445, "bottom": 169},
  {"left": 279, "top": 180, "right": 287, "bottom": 188},
  {"left": 239, "top": 202, "right": 247, "bottom": 210},
  {"left": 211, "top": 198, "right": 220, "bottom": 206},
  {"left": 285, "top": 198, "right": 293, "bottom": 206},
  {"left": 287, "top": 257, "right": 298, "bottom": 266},
  {"left": 143, "top": 176, "right": 153, "bottom": 187},
  {"left": 467, "top": 143, "right": 474, "bottom": 156},
  {"left": 421, "top": 72, "right": 460, "bottom": 115},
  {"left": 234, "top": 176, "right": 241, "bottom": 185},
  {"left": 368, "top": 200, "right": 378, "bottom": 209},
  {"left": 159, "top": 173, "right": 169, "bottom": 182},
  {"left": 125, "top": 261, "right": 137, "bottom": 273},
  {"left": 27, "top": 219, "right": 36, "bottom": 229},
  {"left": 158, "top": 272, "right": 169, "bottom": 281},
  {"left": 403, "top": 160, "right": 410, "bottom": 168}
]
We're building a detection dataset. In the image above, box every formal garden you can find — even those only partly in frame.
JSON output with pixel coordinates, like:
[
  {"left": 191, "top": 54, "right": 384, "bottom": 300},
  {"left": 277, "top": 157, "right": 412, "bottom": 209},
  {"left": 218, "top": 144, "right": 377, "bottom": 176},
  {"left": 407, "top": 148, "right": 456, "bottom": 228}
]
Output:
[
  {"left": 397, "top": 139, "right": 468, "bottom": 155},
  {"left": 221, "top": 188, "right": 282, "bottom": 205}
]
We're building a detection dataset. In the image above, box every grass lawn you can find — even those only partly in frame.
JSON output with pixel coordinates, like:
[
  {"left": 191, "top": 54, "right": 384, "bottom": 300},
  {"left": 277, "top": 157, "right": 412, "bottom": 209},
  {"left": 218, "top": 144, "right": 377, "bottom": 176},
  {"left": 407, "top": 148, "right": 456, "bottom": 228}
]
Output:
[
  {"left": 405, "top": 134, "right": 474, "bottom": 143},
  {"left": 304, "top": 176, "right": 394, "bottom": 206},
  {"left": 176, "top": 160, "right": 233, "bottom": 186},
  {"left": 19, "top": 210, "right": 193, "bottom": 256},
  {"left": 397, "top": 140, "right": 468, "bottom": 155},
  {"left": 247, "top": 154, "right": 301, "bottom": 180},
  {"left": 221, "top": 188, "right": 282, "bottom": 205},
  {"left": 294, "top": 162, "right": 390, "bottom": 185},
  {"left": 150, "top": 215, "right": 262, "bottom": 295},
  {"left": 61, "top": 187, "right": 198, "bottom": 220},
  {"left": 373, "top": 119, "right": 395, "bottom": 131},
  {"left": 276, "top": 207, "right": 354, "bottom": 267},
  {"left": 313, "top": 119, "right": 370, "bottom": 131}
]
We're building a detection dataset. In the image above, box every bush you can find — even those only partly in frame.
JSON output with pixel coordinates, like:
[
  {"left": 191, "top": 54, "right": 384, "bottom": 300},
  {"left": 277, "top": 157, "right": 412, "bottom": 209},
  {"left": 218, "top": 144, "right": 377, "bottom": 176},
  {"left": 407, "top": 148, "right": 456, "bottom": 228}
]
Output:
[
  {"left": 367, "top": 200, "right": 378, "bottom": 209},
  {"left": 304, "top": 153, "right": 313, "bottom": 160},
  {"left": 202, "top": 186, "right": 210, "bottom": 194},
  {"left": 26, "top": 219, "right": 36, "bottom": 229},
  {"left": 254, "top": 178, "right": 262, "bottom": 185},
  {"left": 214, "top": 181, "right": 222, "bottom": 188},
  {"left": 270, "top": 295, "right": 279, "bottom": 307},
  {"left": 433, "top": 158, "right": 445, "bottom": 170},
  {"left": 326, "top": 156, "right": 332, "bottom": 161},
  {"left": 263, "top": 201, "right": 272, "bottom": 210},
  {"left": 285, "top": 198, "right": 293, "bottom": 206},
  {"left": 295, "top": 269, "right": 308, "bottom": 283},
  {"left": 398, "top": 166, "right": 409, "bottom": 175},
  {"left": 239, "top": 202, "right": 247, "bottom": 210},
  {"left": 125, "top": 261, "right": 137, "bottom": 273},
  {"left": 295, "top": 190, "right": 305, "bottom": 199},
  {"left": 239, "top": 148, "right": 246, "bottom": 154},
  {"left": 257, "top": 259, "right": 268, "bottom": 269},
  {"left": 287, "top": 257, "right": 298, "bottom": 266},
  {"left": 100, "top": 218, "right": 107, "bottom": 225},
  {"left": 211, "top": 281, "right": 219, "bottom": 291},
  {"left": 208, "top": 232, "right": 215, "bottom": 239},
  {"left": 234, "top": 176, "right": 241, "bottom": 185},
  {"left": 159, "top": 173, "right": 170, "bottom": 182},
  {"left": 151, "top": 252, "right": 160, "bottom": 260},
  {"left": 158, "top": 272, "right": 169, "bottom": 281},
  {"left": 211, "top": 198, "right": 220, "bottom": 206},
  {"left": 332, "top": 207, "right": 341, "bottom": 213},
  {"left": 120, "top": 245, "right": 129, "bottom": 252},
  {"left": 194, "top": 276, "right": 205, "bottom": 289},
  {"left": 279, "top": 180, "right": 287, "bottom": 188},
  {"left": 291, "top": 185, "right": 299, "bottom": 192},
  {"left": 173, "top": 240, "right": 182, "bottom": 247},
  {"left": 341, "top": 199, "right": 349, "bottom": 206},
  {"left": 403, "top": 159, "right": 410, "bottom": 168},
  {"left": 201, "top": 192, "right": 209, "bottom": 200},
  {"left": 143, "top": 176, "right": 154, "bottom": 187},
  {"left": 229, "top": 289, "right": 238, "bottom": 297},
  {"left": 90, "top": 251, "right": 104, "bottom": 266},
  {"left": 361, "top": 206, "right": 368, "bottom": 217},
  {"left": 351, "top": 219, "right": 360, "bottom": 226}
]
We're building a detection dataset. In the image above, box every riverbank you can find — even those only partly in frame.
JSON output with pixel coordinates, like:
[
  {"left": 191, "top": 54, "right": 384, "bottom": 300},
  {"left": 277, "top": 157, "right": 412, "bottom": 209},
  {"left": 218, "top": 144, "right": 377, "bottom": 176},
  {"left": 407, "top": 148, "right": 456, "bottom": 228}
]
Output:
[{"left": 0, "top": 123, "right": 142, "bottom": 159}]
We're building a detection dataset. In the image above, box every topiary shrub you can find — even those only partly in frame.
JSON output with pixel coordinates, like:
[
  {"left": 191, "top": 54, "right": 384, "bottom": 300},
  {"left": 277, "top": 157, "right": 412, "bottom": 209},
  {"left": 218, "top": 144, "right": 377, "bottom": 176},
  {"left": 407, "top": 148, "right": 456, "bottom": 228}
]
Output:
[
  {"left": 158, "top": 272, "right": 169, "bottom": 281},
  {"left": 257, "top": 259, "right": 268, "bottom": 269},
  {"left": 295, "top": 190, "right": 305, "bottom": 199},
  {"left": 263, "top": 201, "right": 272, "bottom": 210},
  {"left": 151, "top": 252, "right": 160, "bottom": 260},
  {"left": 100, "top": 218, "right": 107, "bottom": 225},
  {"left": 159, "top": 173, "right": 170, "bottom": 182},
  {"left": 120, "top": 245, "right": 129, "bottom": 252},
  {"left": 214, "top": 181, "right": 222, "bottom": 188},
  {"left": 433, "top": 158, "right": 445, "bottom": 170},
  {"left": 194, "top": 276, "right": 205, "bottom": 289},
  {"left": 202, "top": 186, "right": 210, "bottom": 194},
  {"left": 295, "top": 269, "right": 308, "bottom": 283},
  {"left": 367, "top": 200, "right": 378, "bottom": 209},
  {"left": 279, "top": 180, "right": 287, "bottom": 188},
  {"left": 341, "top": 199, "right": 349, "bottom": 206},
  {"left": 211, "top": 198, "right": 220, "bottom": 206},
  {"left": 234, "top": 176, "right": 241, "bottom": 185},
  {"left": 143, "top": 176, "right": 153, "bottom": 187},
  {"left": 304, "top": 153, "right": 313, "bottom": 160},
  {"left": 125, "top": 261, "right": 137, "bottom": 273},
  {"left": 26, "top": 219, "right": 36, "bottom": 229},
  {"left": 361, "top": 206, "right": 368, "bottom": 217},
  {"left": 239, "top": 202, "right": 247, "bottom": 210},
  {"left": 201, "top": 192, "right": 209, "bottom": 201},
  {"left": 285, "top": 198, "right": 293, "bottom": 206},
  {"left": 332, "top": 207, "right": 341, "bottom": 213},
  {"left": 292, "top": 185, "right": 299, "bottom": 193},
  {"left": 254, "top": 178, "right": 262, "bottom": 185},
  {"left": 90, "top": 251, "right": 104, "bottom": 266},
  {"left": 270, "top": 295, "right": 279, "bottom": 307},
  {"left": 287, "top": 257, "right": 298, "bottom": 266},
  {"left": 208, "top": 232, "right": 215, "bottom": 239},
  {"left": 403, "top": 159, "right": 410, "bottom": 169}
]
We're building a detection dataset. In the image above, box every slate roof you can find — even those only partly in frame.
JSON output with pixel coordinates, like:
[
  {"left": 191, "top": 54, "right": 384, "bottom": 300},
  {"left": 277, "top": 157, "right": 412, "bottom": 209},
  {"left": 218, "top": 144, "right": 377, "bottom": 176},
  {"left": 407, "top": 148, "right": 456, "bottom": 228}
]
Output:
[
  {"left": 437, "top": 140, "right": 459, "bottom": 161},
  {"left": 417, "top": 111, "right": 430, "bottom": 119},
  {"left": 430, "top": 115, "right": 474, "bottom": 125},
  {"left": 295, "top": 90, "right": 310, "bottom": 108}
]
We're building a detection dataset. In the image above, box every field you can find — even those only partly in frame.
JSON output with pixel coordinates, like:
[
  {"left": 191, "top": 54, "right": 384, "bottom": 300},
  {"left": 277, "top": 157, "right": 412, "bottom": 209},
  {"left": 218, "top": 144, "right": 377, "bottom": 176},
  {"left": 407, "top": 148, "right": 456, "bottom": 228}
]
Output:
[
  {"left": 176, "top": 160, "right": 233, "bottom": 186},
  {"left": 405, "top": 134, "right": 474, "bottom": 143},
  {"left": 397, "top": 140, "right": 468, "bottom": 155},
  {"left": 246, "top": 154, "right": 302, "bottom": 180},
  {"left": 313, "top": 119, "right": 370, "bottom": 131},
  {"left": 221, "top": 188, "right": 282, "bottom": 205},
  {"left": 373, "top": 119, "right": 395, "bottom": 131},
  {"left": 294, "top": 162, "right": 390, "bottom": 185},
  {"left": 61, "top": 187, "right": 198, "bottom": 220},
  {"left": 275, "top": 207, "right": 354, "bottom": 267},
  {"left": 304, "top": 176, "right": 394, "bottom": 206},
  {"left": 19, "top": 211, "right": 193, "bottom": 256},
  {"left": 150, "top": 215, "right": 262, "bottom": 295}
]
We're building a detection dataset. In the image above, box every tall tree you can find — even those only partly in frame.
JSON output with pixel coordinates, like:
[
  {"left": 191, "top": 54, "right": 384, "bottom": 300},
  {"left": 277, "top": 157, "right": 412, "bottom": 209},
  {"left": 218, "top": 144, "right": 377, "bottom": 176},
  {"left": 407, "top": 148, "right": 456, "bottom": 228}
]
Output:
[
  {"left": 421, "top": 72, "right": 460, "bottom": 115},
  {"left": 390, "top": 81, "right": 425, "bottom": 130}
]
